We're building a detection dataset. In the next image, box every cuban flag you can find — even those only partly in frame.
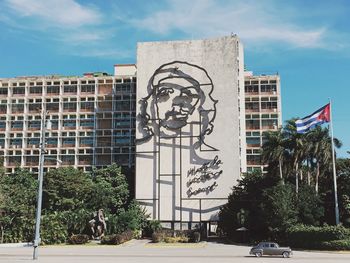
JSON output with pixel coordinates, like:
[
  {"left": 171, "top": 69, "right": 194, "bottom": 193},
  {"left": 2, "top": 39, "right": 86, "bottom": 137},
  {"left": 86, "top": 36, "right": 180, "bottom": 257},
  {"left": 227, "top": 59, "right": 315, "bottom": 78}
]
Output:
[{"left": 296, "top": 103, "right": 330, "bottom": 134}]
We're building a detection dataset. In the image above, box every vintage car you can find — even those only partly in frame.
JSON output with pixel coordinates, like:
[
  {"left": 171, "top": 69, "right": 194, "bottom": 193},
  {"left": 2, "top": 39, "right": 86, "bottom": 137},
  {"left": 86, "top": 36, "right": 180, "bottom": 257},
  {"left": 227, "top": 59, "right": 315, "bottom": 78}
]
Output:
[{"left": 249, "top": 242, "right": 292, "bottom": 258}]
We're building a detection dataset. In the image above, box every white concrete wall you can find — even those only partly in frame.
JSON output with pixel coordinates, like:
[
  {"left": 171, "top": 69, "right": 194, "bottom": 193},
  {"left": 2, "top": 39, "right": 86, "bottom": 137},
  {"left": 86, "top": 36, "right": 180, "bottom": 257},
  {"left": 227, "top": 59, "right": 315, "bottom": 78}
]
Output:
[
  {"left": 135, "top": 36, "right": 245, "bottom": 222},
  {"left": 114, "top": 64, "right": 137, "bottom": 76}
]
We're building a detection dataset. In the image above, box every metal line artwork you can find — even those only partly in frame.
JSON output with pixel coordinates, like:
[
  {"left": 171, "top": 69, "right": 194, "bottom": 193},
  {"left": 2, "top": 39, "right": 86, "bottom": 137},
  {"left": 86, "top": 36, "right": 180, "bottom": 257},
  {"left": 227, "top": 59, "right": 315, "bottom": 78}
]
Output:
[
  {"left": 187, "top": 182, "right": 218, "bottom": 197},
  {"left": 186, "top": 155, "right": 223, "bottom": 195},
  {"left": 136, "top": 61, "right": 217, "bottom": 145},
  {"left": 136, "top": 61, "right": 223, "bottom": 221}
]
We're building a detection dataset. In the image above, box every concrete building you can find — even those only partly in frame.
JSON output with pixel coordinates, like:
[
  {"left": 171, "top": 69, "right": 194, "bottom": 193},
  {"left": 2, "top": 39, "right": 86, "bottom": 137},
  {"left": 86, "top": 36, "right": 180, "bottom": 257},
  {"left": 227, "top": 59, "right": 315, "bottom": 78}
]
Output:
[
  {"left": 244, "top": 71, "right": 282, "bottom": 173},
  {"left": 135, "top": 36, "right": 246, "bottom": 229},
  {"left": 0, "top": 70, "right": 136, "bottom": 175}
]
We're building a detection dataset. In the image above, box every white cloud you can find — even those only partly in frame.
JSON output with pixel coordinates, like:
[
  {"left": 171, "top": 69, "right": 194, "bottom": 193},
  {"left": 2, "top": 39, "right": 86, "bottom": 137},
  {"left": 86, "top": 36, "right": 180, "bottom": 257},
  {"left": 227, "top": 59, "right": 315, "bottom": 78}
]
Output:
[
  {"left": 130, "top": 0, "right": 329, "bottom": 49},
  {"left": 5, "top": 0, "right": 101, "bottom": 28}
]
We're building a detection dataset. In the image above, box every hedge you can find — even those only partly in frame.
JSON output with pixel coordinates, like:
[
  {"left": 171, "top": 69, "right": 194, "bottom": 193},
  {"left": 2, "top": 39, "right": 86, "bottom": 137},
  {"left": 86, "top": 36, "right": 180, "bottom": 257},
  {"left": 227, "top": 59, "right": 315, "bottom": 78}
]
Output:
[
  {"left": 68, "top": 234, "right": 90, "bottom": 245},
  {"left": 101, "top": 230, "right": 133, "bottom": 245},
  {"left": 320, "top": 239, "right": 350, "bottom": 250},
  {"left": 151, "top": 229, "right": 201, "bottom": 243},
  {"left": 286, "top": 225, "right": 350, "bottom": 249}
]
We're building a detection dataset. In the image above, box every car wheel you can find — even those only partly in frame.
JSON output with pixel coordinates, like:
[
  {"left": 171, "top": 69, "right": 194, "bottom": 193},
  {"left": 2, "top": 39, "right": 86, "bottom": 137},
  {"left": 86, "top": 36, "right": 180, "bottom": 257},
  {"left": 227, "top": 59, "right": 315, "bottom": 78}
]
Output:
[
  {"left": 282, "top": 251, "right": 290, "bottom": 258},
  {"left": 255, "top": 252, "right": 262, "bottom": 257}
]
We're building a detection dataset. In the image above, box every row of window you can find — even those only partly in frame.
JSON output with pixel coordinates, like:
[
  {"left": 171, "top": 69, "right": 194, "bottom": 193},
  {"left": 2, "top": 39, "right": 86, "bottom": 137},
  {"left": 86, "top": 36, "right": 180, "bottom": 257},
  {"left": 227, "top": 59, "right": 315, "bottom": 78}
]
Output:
[
  {"left": 245, "top": 84, "right": 277, "bottom": 93},
  {"left": 0, "top": 146, "right": 135, "bottom": 156},
  {"left": 4, "top": 153, "right": 134, "bottom": 166},
  {"left": 1, "top": 103, "right": 134, "bottom": 113},
  {"left": 0, "top": 83, "right": 136, "bottom": 96},
  {"left": 246, "top": 119, "right": 278, "bottom": 130}
]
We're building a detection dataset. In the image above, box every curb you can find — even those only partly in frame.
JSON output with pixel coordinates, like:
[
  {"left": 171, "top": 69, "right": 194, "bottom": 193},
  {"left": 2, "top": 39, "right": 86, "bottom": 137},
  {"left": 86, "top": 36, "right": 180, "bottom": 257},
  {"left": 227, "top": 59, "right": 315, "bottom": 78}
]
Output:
[
  {"left": 0, "top": 242, "right": 33, "bottom": 248},
  {"left": 145, "top": 242, "right": 207, "bottom": 248}
]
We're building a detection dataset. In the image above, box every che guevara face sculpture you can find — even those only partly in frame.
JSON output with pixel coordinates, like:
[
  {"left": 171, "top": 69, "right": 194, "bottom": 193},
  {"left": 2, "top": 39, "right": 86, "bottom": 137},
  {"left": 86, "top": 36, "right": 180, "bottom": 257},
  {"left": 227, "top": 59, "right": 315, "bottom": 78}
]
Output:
[{"left": 137, "top": 61, "right": 217, "bottom": 142}]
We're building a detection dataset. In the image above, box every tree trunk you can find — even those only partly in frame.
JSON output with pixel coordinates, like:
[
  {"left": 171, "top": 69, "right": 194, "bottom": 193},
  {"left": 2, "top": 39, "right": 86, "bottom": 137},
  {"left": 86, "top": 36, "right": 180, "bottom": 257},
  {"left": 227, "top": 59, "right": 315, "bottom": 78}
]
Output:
[
  {"left": 279, "top": 158, "right": 284, "bottom": 184},
  {"left": 315, "top": 162, "right": 320, "bottom": 194},
  {"left": 295, "top": 162, "right": 299, "bottom": 194},
  {"left": 0, "top": 225, "right": 3, "bottom": 244},
  {"left": 307, "top": 159, "right": 311, "bottom": 186}
]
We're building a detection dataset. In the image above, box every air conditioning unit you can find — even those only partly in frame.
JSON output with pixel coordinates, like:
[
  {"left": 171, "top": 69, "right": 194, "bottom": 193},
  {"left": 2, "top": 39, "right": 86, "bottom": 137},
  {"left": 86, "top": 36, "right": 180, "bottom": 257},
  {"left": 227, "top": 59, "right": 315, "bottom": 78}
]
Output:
[{"left": 273, "top": 108, "right": 277, "bottom": 112}]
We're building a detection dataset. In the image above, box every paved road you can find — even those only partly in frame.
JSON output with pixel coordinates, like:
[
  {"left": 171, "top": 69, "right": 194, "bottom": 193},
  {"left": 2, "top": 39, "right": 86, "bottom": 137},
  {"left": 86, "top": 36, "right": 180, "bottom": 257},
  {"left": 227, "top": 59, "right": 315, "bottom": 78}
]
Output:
[{"left": 1, "top": 239, "right": 350, "bottom": 263}]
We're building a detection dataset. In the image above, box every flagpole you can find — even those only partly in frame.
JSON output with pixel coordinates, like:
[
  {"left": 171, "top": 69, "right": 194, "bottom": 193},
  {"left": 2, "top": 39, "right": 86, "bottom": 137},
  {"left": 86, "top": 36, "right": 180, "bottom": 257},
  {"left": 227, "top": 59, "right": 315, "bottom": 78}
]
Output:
[{"left": 329, "top": 99, "right": 340, "bottom": 225}]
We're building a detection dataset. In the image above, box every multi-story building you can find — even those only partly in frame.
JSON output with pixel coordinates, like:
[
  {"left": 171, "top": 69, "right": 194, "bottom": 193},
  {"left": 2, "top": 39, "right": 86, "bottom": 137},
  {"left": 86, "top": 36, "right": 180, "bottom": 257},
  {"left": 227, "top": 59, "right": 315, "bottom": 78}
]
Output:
[
  {"left": 0, "top": 36, "right": 282, "bottom": 230},
  {"left": 244, "top": 71, "right": 282, "bottom": 173},
  {"left": 0, "top": 65, "right": 136, "bottom": 175}
]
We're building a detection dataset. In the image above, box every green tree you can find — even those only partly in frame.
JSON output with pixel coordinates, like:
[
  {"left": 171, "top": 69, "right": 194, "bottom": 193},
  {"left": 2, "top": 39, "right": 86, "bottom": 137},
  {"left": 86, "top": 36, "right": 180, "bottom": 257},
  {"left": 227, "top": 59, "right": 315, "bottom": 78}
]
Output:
[
  {"left": 89, "top": 164, "right": 129, "bottom": 214},
  {"left": 0, "top": 169, "right": 37, "bottom": 242},
  {"left": 296, "top": 185, "right": 324, "bottom": 225},
  {"left": 284, "top": 119, "right": 307, "bottom": 193},
  {"left": 262, "top": 183, "right": 298, "bottom": 231},
  {"left": 43, "top": 167, "right": 93, "bottom": 212},
  {"left": 335, "top": 157, "right": 350, "bottom": 226},
  {"left": 218, "top": 171, "right": 280, "bottom": 239},
  {"left": 307, "top": 126, "right": 342, "bottom": 194},
  {"left": 262, "top": 129, "right": 288, "bottom": 182}
]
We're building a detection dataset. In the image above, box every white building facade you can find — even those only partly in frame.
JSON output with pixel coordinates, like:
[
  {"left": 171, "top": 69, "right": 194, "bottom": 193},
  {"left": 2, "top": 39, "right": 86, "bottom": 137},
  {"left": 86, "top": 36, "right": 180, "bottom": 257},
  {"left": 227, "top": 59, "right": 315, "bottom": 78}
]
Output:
[{"left": 135, "top": 36, "right": 246, "bottom": 228}]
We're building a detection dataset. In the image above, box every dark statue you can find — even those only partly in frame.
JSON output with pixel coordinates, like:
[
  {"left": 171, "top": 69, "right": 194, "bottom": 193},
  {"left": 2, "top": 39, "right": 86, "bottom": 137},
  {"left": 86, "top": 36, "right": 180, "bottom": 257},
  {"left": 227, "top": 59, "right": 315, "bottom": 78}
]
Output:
[{"left": 89, "top": 209, "right": 107, "bottom": 239}]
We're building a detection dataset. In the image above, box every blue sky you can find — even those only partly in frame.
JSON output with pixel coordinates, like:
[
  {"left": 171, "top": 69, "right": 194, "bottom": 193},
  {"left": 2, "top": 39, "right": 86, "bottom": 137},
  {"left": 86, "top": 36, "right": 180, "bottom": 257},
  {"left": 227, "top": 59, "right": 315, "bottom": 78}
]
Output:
[{"left": 0, "top": 0, "right": 349, "bottom": 157}]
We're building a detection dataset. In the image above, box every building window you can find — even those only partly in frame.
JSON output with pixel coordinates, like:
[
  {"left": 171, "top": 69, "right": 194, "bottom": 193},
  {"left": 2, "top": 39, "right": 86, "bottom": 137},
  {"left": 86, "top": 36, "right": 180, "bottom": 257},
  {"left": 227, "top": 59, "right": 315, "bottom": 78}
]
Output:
[
  {"left": 246, "top": 137, "right": 261, "bottom": 146},
  {"left": 10, "top": 138, "right": 22, "bottom": 146},
  {"left": 245, "top": 102, "right": 259, "bottom": 112},
  {"left": 46, "top": 138, "right": 58, "bottom": 146},
  {"left": 63, "top": 120, "right": 76, "bottom": 128},
  {"left": 244, "top": 85, "right": 258, "bottom": 93},
  {"left": 11, "top": 121, "right": 23, "bottom": 129},
  {"left": 0, "top": 88, "right": 8, "bottom": 95},
  {"left": 81, "top": 85, "right": 95, "bottom": 93},
  {"left": 63, "top": 102, "right": 77, "bottom": 111},
  {"left": 80, "top": 137, "right": 93, "bottom": 146},
  {"left": 29, "top": 86, "right": 42, "bottom": 94},
  {"left": 28, "top": 138, "right": 40, "bottom": 146},
  {"left": 61, "top": 155, "right": 75, "bottom": 165},
  {"left": 62, "top": 138, "right": 75, "bottom": 146},
  {"left": 80, "top": 120, "right": 94, "bottom": 127},
  {"left": 13, "top": 87, "right": 25, "bottom": 95},
  {"left": 261, "top": 101, "right": 277, "bottom": 110},
  {"left": 80, "top": 101, "right": 94, "bottom": 111},
  {"left": 115, "top": 83, "right": 136, "bottom": 93},
  {"left": 12, "top": 104, "right": 24, "bottom": 113},
  {"left": 63, "top": 85, "right": 77, "bottom": 93},
  {"left": 47, "top": 86, "right": 60, "bottom": 94},
  {"left": 246, "top": 120, "right": 260, "bottom": 130}
]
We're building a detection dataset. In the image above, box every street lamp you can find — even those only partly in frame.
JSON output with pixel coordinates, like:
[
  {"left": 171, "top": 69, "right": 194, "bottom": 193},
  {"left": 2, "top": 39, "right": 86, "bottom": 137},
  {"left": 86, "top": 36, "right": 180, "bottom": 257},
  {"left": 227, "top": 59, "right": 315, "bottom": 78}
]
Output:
[{"left": 32, "top": 111, "right": 61, "bottom": 260}]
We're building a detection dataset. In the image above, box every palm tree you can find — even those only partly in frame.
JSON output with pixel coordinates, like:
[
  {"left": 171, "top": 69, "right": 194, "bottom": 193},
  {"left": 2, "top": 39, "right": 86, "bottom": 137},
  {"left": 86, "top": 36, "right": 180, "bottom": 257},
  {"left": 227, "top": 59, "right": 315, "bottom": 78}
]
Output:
[
  {"left": 307, "top": 126, "right": 342, "bottom": 193},
  {"left": 262, "top": 129, "right": 287, "bottom": 182},
  {"left": 284, "top": 119, "right": 308, "bottom": 194}
]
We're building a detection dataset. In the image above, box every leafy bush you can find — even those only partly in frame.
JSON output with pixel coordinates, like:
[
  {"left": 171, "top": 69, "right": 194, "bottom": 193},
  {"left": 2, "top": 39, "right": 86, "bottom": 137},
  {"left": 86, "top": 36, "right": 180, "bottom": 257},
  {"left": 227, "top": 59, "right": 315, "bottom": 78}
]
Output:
[
  {"left": 152, "top": 231, "right": 165, "bottom": 243},
  {"left": 164, "top": 236, "right": 189, "bottom": 243},
  {"left": 143, "top": 220, "right": 162, "bottom": 237},
  {"left": 192, "top": 232, "right": 201, "bottom": 243},
  {"left": 286, "top": 225, "right": 350, "bottom": 249},
  {"left": 320, "top": 239, "right": 350, "bottom": 250},
  {"left": 113, "top": 201, "right": 149, "bottom": 234},
  {"left": 101, "top": 230, "right": 133, "bottom": 245},
  {"left": 40, "top": 213, "right": 68, "bottom": 245},
  {"left": 68, "top": 234, "right": 90, "bottom": 244},
  {"left": 151, "top": 229, "right": 200, "bottom": 243}
]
